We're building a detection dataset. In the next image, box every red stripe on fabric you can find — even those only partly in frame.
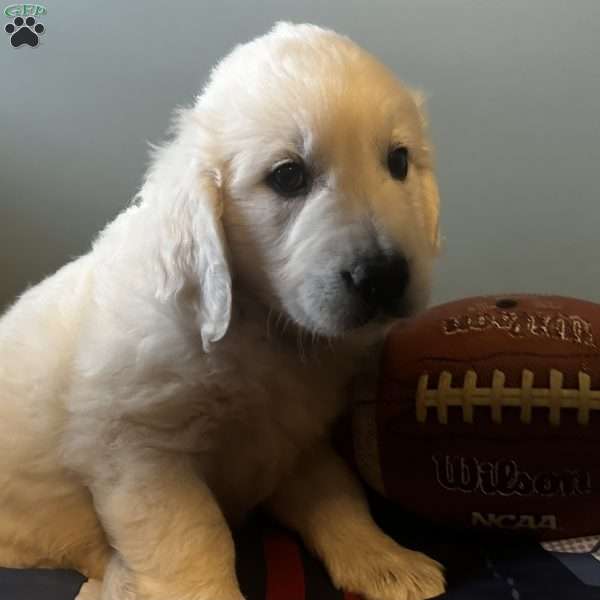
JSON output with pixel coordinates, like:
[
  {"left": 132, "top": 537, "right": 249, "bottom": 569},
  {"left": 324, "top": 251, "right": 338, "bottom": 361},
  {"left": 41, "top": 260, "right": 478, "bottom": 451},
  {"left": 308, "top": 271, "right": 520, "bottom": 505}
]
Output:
[
  {"left": 263, "top": 529, "right": 306, "bottom": 600},
  {"left": 343, "top": 592, "right": 364, "bottom": 600}
]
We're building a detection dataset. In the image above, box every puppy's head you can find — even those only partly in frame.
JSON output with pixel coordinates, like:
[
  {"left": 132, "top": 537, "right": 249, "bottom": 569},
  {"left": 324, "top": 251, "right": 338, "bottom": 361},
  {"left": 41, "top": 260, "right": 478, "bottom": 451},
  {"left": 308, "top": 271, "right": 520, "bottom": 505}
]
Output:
[{"left": 150, "top": 23, "right": 440, "bottom": 346}]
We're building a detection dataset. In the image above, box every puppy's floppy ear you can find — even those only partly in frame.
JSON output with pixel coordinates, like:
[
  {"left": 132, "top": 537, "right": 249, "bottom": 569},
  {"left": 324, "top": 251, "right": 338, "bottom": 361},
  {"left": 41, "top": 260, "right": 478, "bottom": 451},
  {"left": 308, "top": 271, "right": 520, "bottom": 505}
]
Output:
[
  {"left": 411, "top": 90, "right": 442, "bottom": 255},
  {"left": 420, "top": 170, "right": 441, "bottom": 255},
  {"left": 188, "top": 173, "right": 232, "bottom": 351},
  {"left": 146, "top": 109, "right": 232, "bottom": 351}
]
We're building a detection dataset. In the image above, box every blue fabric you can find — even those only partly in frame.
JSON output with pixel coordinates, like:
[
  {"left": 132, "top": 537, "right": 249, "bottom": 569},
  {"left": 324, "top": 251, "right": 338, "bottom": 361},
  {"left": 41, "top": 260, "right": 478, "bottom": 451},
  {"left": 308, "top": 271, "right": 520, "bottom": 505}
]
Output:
[{"left": 0, "top": 568, "right": 85, "bottom": 600}]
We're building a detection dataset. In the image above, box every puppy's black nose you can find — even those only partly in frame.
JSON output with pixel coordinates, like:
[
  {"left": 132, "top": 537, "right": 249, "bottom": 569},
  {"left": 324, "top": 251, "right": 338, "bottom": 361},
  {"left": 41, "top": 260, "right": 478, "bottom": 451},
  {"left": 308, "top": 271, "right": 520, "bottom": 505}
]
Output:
[{"left": 342, "top": 254, "right": 410, "bottom": 315}]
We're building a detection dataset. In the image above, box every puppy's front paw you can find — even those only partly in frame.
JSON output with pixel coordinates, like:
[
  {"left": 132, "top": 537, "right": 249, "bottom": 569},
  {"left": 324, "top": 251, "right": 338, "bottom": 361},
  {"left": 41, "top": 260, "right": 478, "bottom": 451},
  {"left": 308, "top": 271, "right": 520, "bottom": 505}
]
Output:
[{"left": 325, "top": 533, "right": 445, "bottom": 600}]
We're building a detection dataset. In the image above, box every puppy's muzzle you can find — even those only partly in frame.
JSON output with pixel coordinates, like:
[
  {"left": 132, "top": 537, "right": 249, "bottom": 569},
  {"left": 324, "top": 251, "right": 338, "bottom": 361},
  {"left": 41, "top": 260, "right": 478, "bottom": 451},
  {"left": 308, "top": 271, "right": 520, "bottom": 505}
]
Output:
[{"left": 342, "top": 254, "right": 410, "bottom": 319}]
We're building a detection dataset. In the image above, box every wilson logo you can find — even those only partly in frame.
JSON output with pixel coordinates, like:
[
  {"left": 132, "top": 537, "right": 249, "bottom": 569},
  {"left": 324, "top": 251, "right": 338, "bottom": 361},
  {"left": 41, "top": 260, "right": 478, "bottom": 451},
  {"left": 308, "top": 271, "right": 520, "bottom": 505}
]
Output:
[{"left": 432, "top": 454, "right": 592, "bottom": 497}]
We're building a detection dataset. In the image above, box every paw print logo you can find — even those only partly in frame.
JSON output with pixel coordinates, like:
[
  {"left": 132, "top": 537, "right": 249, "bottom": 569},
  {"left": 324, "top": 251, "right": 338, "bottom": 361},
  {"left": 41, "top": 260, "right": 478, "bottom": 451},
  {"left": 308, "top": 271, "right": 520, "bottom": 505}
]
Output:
[{"left": 5, "top": 16, "right": 44, "bottom": 47}]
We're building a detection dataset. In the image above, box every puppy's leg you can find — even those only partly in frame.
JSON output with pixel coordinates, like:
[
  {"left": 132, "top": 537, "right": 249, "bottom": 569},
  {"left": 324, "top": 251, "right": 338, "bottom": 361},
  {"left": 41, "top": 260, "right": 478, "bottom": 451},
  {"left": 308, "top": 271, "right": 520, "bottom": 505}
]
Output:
[
  {"left": 99, "top": 554, "right": 137, "bottom": 600},
  {"left": 75, "top": 579, "right": 102, "bottom": 600},
  {"left": 75, "top": 556, "right": 135, "bottom": 600},
  {"left": 266, "top": 442, "right": 445, "bottom": 600},
  {"left": 92, "top": 456, "right": 244, "bottom": 600}
]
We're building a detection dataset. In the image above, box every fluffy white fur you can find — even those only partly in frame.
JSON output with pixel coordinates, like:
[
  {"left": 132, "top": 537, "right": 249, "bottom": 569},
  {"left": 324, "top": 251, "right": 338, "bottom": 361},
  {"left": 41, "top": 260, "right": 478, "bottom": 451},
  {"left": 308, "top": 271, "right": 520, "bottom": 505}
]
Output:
[{"left": 0, "top": 23, "right": 443, "bottom": 600}]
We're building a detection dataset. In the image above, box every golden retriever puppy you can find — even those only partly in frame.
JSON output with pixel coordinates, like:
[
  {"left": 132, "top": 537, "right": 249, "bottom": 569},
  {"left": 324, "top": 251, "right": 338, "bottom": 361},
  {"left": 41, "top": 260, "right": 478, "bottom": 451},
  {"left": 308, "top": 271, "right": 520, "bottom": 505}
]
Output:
[{"left": 0, "top": 22, "right": 443, "bottom": 600}]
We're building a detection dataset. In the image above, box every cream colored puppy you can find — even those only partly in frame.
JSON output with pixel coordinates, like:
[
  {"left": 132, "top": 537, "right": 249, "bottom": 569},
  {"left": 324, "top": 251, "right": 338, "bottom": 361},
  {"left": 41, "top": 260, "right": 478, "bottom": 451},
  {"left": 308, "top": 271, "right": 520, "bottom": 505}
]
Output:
[{"left": 0, "top": 23, "right": 443, "bottom": 600}]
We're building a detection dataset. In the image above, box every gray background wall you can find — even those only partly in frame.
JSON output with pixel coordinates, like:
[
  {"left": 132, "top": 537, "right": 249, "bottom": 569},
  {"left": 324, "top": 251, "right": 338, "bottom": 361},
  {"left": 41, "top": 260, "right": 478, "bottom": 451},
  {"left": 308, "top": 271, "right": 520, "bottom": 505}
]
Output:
[{"left": 1, "top": 0, "right": 599, "bottom": 311}]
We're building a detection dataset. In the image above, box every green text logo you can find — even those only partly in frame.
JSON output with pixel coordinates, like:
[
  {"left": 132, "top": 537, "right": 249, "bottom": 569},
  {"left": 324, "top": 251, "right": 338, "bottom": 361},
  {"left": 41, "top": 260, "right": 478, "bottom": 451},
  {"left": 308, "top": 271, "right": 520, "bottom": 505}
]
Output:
[{"left": 4, "top": 4, "right": 46, "bottom": 17}]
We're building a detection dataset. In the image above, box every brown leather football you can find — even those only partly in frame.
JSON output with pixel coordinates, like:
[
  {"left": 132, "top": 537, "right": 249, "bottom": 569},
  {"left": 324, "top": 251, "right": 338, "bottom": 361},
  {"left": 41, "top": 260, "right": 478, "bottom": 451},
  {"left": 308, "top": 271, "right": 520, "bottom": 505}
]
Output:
[{"left": 348, "top": 295, "right": 600, "bottom": 540}]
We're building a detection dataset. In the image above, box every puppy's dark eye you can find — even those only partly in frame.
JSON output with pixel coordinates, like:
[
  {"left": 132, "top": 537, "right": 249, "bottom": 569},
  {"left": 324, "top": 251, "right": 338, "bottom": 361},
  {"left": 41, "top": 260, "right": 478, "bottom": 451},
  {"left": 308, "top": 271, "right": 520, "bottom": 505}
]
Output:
[
  {"left": 388, "top": 147, "right": 409, "bottom": 181},
  {"left": 267, "top": 161, "right": 308, "bottom": 198}
]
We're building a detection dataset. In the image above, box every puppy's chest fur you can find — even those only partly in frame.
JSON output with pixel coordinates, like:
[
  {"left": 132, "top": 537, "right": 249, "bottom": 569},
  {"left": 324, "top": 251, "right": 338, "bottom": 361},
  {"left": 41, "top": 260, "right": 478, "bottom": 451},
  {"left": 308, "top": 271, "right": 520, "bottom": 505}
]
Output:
[
  {"left": 80, "top": 303, "right": 365, "bottom": 524},
  {"left": 193, "top": 324, "right": 359, "bottom": 522}
]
